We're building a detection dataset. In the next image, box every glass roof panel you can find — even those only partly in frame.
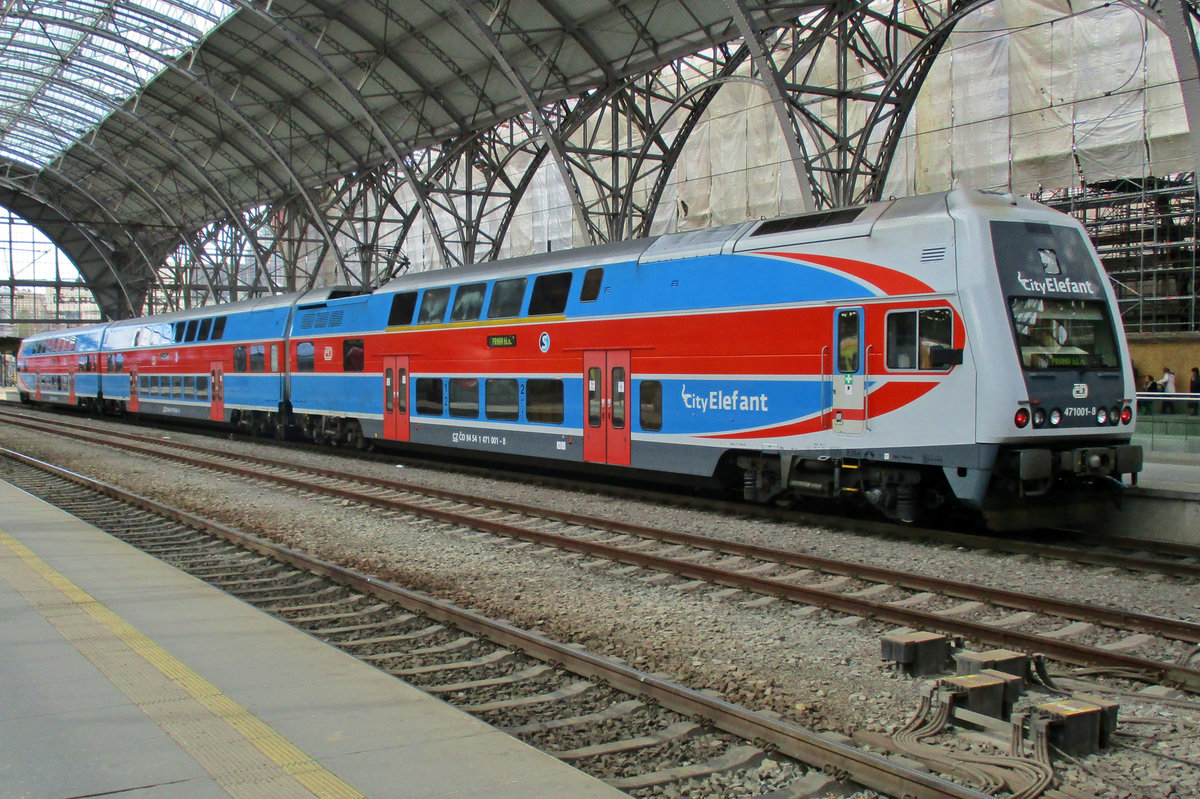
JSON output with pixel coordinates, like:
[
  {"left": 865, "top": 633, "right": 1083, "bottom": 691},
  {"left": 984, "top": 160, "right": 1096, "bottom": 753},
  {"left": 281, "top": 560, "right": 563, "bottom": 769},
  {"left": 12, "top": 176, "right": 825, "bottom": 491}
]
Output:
[{"left": 0, "top": 0, "right": 236, "bottom": 170}]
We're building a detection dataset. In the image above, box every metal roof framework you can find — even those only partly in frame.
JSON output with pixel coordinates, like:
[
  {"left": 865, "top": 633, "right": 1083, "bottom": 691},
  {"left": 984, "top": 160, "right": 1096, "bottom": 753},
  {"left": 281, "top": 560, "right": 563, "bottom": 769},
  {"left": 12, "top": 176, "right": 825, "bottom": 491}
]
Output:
[{"left": 0, "top": 0, "right": 1197, "bottom": 322}]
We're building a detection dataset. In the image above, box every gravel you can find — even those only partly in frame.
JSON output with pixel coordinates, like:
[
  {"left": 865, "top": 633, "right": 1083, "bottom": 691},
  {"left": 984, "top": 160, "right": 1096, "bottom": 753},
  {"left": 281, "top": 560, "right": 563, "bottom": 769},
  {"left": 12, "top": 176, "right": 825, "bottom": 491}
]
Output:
[{"left": 3, "top": 410, "right": 1199, "bottom": 797}]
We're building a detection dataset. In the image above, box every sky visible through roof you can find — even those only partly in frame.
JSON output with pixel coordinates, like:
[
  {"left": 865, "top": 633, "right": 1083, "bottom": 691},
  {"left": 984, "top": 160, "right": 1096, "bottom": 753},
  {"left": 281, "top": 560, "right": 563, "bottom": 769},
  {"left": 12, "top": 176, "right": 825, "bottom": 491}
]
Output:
[{"left": 0, "top": 0, "right": 236, "bottom": 169}]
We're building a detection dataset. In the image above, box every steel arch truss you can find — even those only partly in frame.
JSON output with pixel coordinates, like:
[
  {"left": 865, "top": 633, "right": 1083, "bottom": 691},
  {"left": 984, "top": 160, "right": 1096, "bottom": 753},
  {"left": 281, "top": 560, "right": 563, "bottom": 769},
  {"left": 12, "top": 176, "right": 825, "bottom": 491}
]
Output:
[{"left": 148, "top": 0, "right": 1200, "bottom": 310}]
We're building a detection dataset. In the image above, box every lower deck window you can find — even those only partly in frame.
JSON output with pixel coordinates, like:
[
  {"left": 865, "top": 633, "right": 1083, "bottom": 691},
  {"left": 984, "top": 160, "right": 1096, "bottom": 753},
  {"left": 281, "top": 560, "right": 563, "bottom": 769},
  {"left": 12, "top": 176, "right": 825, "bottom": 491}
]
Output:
[
  {"left": 526, "top": 379, "right": 564, "bottom": 424},
  {"left": 485, "top": 379, "right": 519, "bottom": 421},
  {"left": 415, "top": 378, "right": 444, "bottom": 415},
  {"left": 640, "top": 381, "right": 662, "bottom": 431},
  {"left": 449, "top": 378, "right": 479, "bottom": 417}
]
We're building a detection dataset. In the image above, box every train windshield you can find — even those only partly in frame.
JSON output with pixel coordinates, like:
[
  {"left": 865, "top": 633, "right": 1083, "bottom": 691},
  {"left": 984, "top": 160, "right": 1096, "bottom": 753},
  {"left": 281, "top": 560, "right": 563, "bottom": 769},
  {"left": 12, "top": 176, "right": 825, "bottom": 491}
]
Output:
[{"left": 1009, "top": 297, "right": 1120, "bottom": 370}]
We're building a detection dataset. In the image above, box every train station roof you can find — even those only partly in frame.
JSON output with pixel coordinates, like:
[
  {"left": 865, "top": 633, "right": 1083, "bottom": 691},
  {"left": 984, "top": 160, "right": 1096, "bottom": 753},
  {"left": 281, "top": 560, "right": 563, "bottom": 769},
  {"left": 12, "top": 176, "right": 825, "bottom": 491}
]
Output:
[{"left": 0, "top": 0, "right": 803, "bottom": 317}]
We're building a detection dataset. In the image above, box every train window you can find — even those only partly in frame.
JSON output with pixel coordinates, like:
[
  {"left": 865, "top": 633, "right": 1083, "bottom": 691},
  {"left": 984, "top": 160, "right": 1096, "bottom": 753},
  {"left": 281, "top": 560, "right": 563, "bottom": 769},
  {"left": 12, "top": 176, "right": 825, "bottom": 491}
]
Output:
[
  {"left": 450, "top": 283, "right": 486, "bottom": 322},
  {"left": 837, "top": 310, "right": 860, "bottom": 374},
  {"left": 415, "top": 378, "right": 444, "bottom": 415},
  {"left": 184, "top": 320, "right": 199, "bottom": 342},
  {"left": 529, "top": 272, "right": 572, "bottom": 316},
  {"left": 388, "top": 292, "right": 418, "bottom": 326},
  {"left": 271, "top": 345, "right": 279, "bottom": 373},
  {"left": 579, "top": 268, "right": 603, "bottom": 302},
  {"left": 485, "top": 379, "right": 519, "bottom": 421},
  {"left": 448, "top": 378, "right": 479, "bottom": 417},
  {"left": 587, "top": 367, "right": 602, "bottom": 428},
  {"left": 417, "top": 287, "right": 450, "bottom": 324},
  {"left": 173, "top": 322, "right": 186, "bottom": 343},
  {"left": 78, "top": 355, "right": 89, "bottom": 372},
  {"left": 1010, "top": 298, "right": 1119, "bottom": 370},
  {"left": 139, "top": 375, "right": 149, "bottom": 394},
  {"left": 197, "top": 375, "right": 209, "bottom": 400},
  {"left": 640, "top": 381, "right": 662, "bottom": 431},
  {"left": 343, "top": 338, "right": 364, "bottom": 372},
  {"left": 488, "top": 278, "right": 526, "bottom": 318},
  {"left": 233, "top": 345, "right": 248, "bottom": 372},
  {"left": 250, "top": 344, "right": 266, "bottom": 373},
  {"left": 184, "top": 376, "right": 195, "bottom": 400},
  {"left": 211, "top": 316, "right": 228, "bottom": 340},
  {"left": 611, "top": 366, "right": 626, "bottom": 429},
  {"left": 886, "top": 309, "right": 953, "bottom": 370},
  {"left": 172, "top": 376, "right": 183, "bottom": 398},
  {"left": 296, "top": 341, "right": 315, "bottom": 372},
  {"left": 197, "top": 318, "right": 212, "bottom": 340},
  {"left": 886, "top": 312, "right": 918, "bottom": 369},
  {"left": 526, "top": 379, "right": 564, "bottom": 424}
]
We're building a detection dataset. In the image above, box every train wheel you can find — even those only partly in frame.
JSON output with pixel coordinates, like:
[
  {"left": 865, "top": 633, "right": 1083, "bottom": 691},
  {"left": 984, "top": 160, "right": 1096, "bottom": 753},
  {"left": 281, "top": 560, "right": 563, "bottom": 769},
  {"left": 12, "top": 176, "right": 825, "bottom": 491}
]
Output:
[{"left": 345, "top": 419, "right": 370, "bottom": 451}]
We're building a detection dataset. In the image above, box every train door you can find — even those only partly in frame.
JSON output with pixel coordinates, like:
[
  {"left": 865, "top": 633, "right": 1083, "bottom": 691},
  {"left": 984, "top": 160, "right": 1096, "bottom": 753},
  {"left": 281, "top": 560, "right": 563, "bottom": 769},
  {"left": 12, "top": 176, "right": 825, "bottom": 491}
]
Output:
[
  {"left": 382, "top": 355, "right": 410, "bottom": 442},
  {"left": 34, "top": 373, "right": 41, "bottom": 402},
  {"left": 832, "top": 307, "right": 866, "bottom": 434},
  {"left": 68, "top": 367, "right": 76, "bottom": 405},
  {"left": 583, "top": 350, "right": 631, "bottom": 466},
  {"left": 209, "top": 361, "right": 224, "bottom": 422},
  {"left": 129, "top": 371, "right": 139, "bottom": 413}
]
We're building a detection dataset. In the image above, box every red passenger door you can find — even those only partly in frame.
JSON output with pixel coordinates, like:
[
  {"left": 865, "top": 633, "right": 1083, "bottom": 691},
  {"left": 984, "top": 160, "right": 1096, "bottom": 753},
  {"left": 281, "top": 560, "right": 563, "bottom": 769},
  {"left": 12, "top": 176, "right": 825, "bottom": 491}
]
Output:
[
  {"left": 583, "top": 350, "right": 631, "bottom": 466},
  {"left": 382, "top": 355, "right": 410, "bottom": 442},
  {"left": 129, "top": 371, "right": 139, "bottom": 413},
  {"left": 68, "top": 367, "right": 76, "bottom": 405},
  {"left": 209, "top": 361, "right": 224, "bottom": 422}
]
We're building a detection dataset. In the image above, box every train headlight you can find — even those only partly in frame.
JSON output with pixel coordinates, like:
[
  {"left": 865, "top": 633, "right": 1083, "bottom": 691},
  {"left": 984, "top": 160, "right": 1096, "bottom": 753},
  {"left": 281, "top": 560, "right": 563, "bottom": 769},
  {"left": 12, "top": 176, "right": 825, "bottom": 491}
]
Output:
[
  {"left": 1049, "top": 408, "right": 1063, "bottom": 426},
  {"left": 1111, "top": 405, "right": 1121, "bottom": 425},
  {"left": 1032, "top": 408, "right": 1047, "bottom": 428},
  {"left": 1014, "top": 408, "right": 1030, "bottom": 428},
  {"left": 1096, "top": 408, "right": 1108, "bottom": 425},
  {"left": 1120, "top": 405, "right": 1133, "bottom": 425}
]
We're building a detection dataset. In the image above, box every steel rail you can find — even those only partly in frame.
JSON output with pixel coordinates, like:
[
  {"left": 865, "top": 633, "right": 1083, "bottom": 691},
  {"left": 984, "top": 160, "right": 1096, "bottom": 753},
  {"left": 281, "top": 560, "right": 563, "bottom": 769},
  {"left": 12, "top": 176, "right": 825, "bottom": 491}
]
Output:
[
  {"left": 0, "top": 446, "right": 988, "bottom": 799},
  {"left": 5, "top": 410, "right": 1199, "bottom": 649},
  {"left": 6, "top": 422, "right": 1200, "bottom": 692}
]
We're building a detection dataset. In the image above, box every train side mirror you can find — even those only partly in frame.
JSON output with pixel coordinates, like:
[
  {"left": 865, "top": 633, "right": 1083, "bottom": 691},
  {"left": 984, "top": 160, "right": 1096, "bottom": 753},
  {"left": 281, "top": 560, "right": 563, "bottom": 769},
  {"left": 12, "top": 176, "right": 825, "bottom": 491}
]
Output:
[{"left": 928, "top": 346, "right": 964, "bottom": 368}]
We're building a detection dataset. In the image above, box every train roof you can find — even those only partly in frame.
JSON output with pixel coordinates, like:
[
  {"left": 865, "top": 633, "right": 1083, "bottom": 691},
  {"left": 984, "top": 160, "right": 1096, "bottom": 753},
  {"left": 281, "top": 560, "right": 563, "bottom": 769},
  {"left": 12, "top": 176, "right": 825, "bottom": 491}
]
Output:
[
  {"left": 372, "top": 190, "right": 1017, "bottom": 296},
  {"left": 103, "top": 286, "right": 368, "bottom": 328},
  {"left": 375, "top": 237, "right": 653, "bottom": 295}
]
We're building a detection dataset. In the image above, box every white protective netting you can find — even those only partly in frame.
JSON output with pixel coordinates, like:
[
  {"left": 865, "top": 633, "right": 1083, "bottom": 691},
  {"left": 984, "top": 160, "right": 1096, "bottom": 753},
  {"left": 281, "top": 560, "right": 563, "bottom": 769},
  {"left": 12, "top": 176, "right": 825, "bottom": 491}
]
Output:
[{"left": 393, "top": 0, "right": 1192, "bottom": 269}]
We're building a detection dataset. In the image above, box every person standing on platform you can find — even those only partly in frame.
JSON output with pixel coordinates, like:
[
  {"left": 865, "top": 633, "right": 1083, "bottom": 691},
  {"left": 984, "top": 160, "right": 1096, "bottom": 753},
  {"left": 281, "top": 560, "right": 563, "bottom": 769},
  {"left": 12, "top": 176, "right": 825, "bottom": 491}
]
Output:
[
  {"left": 1190, "top": 367, "right": 1200, "bottom": 416},
  {"left": 1157, "top": 366, "right": 1177, "bottom": 413}
]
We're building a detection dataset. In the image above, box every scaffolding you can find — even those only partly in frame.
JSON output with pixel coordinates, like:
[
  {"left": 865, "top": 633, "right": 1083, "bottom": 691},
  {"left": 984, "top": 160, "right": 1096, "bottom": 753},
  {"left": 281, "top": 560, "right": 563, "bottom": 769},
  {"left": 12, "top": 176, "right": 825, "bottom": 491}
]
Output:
[{"left": 1037, "top": 177, "right": 1200, "bottom": 335}]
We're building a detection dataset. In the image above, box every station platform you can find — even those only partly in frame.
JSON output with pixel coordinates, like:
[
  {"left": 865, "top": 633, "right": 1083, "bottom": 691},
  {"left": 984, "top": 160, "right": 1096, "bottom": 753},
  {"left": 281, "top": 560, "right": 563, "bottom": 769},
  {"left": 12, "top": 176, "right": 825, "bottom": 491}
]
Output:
[{"left": 0, "top": 480, "right": 625, "bottom": 799}]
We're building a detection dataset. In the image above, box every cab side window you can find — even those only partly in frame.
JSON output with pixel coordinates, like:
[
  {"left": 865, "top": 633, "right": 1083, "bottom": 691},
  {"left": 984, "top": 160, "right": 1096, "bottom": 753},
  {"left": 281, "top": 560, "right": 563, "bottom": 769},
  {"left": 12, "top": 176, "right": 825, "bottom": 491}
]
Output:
[{"left": 886, "top": 309, "right": 954, "bottom": 370}]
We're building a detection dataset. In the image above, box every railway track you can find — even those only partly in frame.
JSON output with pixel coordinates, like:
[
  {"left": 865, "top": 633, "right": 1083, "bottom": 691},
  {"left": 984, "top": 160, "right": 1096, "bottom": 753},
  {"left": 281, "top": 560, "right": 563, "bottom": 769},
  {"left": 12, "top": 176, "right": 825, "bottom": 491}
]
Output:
[
  {"left": 1, "top": 406, "right": 1193, "bottom": 577},
  {"left": 0, "top": 448, "right": 1000, "bottom": 799},
  {"left": 3, "top": 408, "right": 1200, "bottom": 695}
]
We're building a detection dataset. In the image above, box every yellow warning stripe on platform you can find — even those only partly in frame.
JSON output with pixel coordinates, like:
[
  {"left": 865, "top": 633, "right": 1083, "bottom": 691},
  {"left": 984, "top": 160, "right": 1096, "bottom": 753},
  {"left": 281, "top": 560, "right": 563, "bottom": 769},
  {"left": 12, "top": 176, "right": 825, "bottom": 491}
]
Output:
[{"left": 0, "top": 529, "right": 365, "bottom": 799}]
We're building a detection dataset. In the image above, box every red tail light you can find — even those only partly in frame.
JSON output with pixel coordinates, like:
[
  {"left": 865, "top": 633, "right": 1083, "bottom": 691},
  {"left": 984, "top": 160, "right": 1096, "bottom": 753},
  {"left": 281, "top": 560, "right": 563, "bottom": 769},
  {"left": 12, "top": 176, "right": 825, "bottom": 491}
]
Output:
[
  {"left": 1120, "top": 405, "right": 1133, "bottom": 424},
  {"left": 1014, "top": 407, "right": 1031, "bottom": 428}
]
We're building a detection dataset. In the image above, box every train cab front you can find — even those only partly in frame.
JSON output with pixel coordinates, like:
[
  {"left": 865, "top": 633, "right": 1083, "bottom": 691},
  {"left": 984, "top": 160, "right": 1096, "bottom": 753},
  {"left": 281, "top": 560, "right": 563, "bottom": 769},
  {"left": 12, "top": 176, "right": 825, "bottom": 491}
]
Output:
[{"left": 984, "top": 213, "right": 1143, "bottom": 526}]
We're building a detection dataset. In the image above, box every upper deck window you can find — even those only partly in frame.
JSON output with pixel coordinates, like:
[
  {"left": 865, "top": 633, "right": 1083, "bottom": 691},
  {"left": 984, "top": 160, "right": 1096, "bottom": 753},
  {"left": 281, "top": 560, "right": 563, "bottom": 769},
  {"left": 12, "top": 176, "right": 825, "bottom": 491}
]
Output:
[
  {"left": 417, "top": 287, "right": 450, "bottom": 324},
  {"left": 528, "top": 272, "right": 572, "bottom": 316},
  {"left": 388, "top": 292, "right": 417, "bottom": 326},
  {"left": 488, "top": 278, "right": 526, "bottom": 318},
  {"left": 579, "top": 268, "right": 603, "bottom": 302},
  {"left": 450, "top": 283, "right": 486, "bottom": 322}
]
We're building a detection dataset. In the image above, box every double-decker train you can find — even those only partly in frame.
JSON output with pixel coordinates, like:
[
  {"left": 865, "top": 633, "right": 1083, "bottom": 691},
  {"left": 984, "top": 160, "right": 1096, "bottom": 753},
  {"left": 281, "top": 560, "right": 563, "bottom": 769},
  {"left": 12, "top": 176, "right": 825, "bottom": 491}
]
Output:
[{"left": 15, "top": 190, "right": 1143, "bottom": 527}]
